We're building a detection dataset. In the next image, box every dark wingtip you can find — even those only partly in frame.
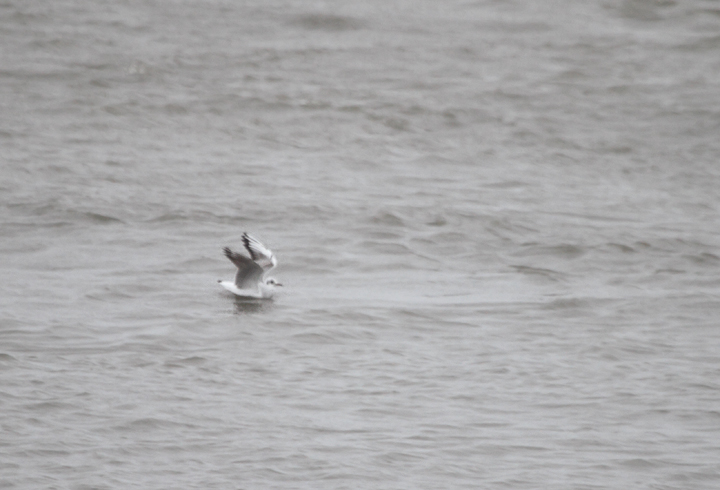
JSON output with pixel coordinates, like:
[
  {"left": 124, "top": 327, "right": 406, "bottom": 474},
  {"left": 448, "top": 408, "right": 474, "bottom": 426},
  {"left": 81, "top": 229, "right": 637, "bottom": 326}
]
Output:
[{"left": 241, "top": 233, "right": 254, "bottom": 258}]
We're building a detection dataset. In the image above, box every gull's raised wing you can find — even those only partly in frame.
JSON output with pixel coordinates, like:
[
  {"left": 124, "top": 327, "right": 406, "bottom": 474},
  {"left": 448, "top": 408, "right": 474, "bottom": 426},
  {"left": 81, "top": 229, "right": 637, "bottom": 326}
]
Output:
[
  {"left": 242, "top": 232, "right": 277, "bottom": 271},
  {"left": 223, "top": 247, "right": 265, "bottom": 289}
]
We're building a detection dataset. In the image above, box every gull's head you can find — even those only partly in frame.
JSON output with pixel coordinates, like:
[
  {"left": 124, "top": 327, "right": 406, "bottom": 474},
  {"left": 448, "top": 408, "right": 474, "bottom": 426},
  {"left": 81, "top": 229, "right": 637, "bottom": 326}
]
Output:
[{"left": 265, "top": 278, "right": 283, "bottom": 287}]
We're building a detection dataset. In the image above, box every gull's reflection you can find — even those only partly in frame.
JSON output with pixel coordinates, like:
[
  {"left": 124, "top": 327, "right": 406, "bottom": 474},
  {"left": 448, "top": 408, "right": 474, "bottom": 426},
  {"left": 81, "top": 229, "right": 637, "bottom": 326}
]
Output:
[{"left": 232, "top": 297, "right": 273, "bottom": 314}]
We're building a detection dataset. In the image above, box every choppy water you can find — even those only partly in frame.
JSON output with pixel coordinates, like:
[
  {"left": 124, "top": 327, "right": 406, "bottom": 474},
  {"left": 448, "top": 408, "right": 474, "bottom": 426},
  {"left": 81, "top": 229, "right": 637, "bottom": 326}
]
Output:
[{"left": 2, "top": 0, "right": 720, "bottom": 488}]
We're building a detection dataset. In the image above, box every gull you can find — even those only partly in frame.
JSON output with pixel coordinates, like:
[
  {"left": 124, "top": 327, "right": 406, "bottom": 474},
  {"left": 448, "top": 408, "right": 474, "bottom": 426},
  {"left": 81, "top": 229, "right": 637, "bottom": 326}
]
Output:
[{"left": 218, "top": 232, "right": 282, "bottom": 299}]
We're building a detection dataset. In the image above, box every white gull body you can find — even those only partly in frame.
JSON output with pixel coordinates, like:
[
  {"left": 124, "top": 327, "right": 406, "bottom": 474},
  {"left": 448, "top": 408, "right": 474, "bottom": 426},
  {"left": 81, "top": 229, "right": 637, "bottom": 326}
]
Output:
[{"left": 218, "top": 233, "right": 282, "bottom": 299}]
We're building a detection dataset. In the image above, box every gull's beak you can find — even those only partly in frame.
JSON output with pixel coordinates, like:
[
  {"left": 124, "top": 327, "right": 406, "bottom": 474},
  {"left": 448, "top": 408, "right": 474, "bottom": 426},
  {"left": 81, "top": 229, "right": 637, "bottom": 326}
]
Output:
[{"left": 276, "top": 282, "right": 283, "bottom": 287}]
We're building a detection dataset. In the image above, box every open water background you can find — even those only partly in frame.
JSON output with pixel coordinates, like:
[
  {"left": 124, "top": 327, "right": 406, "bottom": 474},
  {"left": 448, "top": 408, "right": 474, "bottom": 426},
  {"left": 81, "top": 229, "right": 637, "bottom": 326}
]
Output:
[{"left": 2, "top": 0, "right": 720, "bottom": 488}]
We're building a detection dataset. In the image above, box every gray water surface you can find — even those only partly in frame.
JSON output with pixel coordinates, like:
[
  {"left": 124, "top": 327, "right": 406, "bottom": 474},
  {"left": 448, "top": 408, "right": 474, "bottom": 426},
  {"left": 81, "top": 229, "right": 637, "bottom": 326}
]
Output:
[{"left": 2, "top": 1, "right": 720, "bottom": 488}]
